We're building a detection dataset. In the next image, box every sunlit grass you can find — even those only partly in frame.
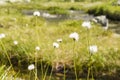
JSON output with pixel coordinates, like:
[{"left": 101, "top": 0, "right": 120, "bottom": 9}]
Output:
[
  {"left": 0, "top": 1, "right": 120, "bottom": 79},
  {"left": 0, "top": 14, "right": 120, "bottom": 65}
]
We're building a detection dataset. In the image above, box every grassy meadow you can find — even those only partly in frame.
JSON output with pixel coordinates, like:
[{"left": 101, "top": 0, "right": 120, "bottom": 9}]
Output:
[
  {"left": 0, "top": 0, "right": 120, "bottom": 80},
  {"left": 87, "top": 3, "right": 120, "bottom": 20}
]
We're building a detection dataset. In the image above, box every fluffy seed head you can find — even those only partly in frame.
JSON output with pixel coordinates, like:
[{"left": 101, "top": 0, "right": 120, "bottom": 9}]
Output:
[
  {"left": 82, "top": 21, "right": 91, "bottom": 29},
  {"left": 57, "top": 38, "right": 62, "bottom": 43},
  {"left": 33, "top": 11, "right": 40, "bottom": 16},
  {"left": 13, "top": 41, "right": 18, "bottom": 45},
  {"left": 69, "top": 32, "right": 79, "bottom": 41},
  {"left": 28, "top": 64, "right": 35, "bottom": 70},
  {"left": 0, "top": 33, "right": 5, "bottom": 39},
  {"left": 89, "top": 45, "right": 98, "bottom": 54},
  {"left": 35, "top": 46, "right": 40, "bottom": 51},
  {"left": 53, "top": 42, "right": 59, "bottom": 48}
]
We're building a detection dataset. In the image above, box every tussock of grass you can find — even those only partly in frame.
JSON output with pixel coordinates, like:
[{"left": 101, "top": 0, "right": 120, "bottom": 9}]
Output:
[
  {"left": 0, "top": 1, "right": 120, "bottom": 79},
  {"left": 0, "top": 14, "right": 120, "bottom": 70},
  {"left": 87, "top": 3, "right": 120, "bottom": 20}
]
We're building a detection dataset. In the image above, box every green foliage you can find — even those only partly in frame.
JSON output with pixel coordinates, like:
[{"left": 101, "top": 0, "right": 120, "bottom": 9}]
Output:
[
  {"left": 87, "top": 3, "right": 120, "bottom": 20},
  {"left": 0, "top": 65, "right": 22, "bottom": 80},
  {"left": 47, "top": 6, "right": 69, "bottom": 14},
  {"left": 60, "top": 20, "right": 82, "bottom": 27},
  {"left": 0, "top": 1, "right": 120, "bottom": 79}
]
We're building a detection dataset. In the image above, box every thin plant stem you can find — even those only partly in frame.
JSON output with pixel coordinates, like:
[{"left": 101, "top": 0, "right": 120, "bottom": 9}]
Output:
[
  {"left": 14, "top": 70, "right": 20, "bottom": 78},
  {"left": 35, "top": 15, "right": 40, "bottom": 80},
  {"left": 33, "top": 70, "right": 38, "bottom": 80},
  {"left": 64, "top": 63, "right": 66, "bottom": 80},
  {"left": 49, "top": 67, "right": 53, "bottom": 80},
  {"left": 87, "top": 67, "right": 91, "bottom": 80},
  {"left": 20, "top": 46, "right": 29, "bottom": 57},
  {"left": 35, "top": 52, "right": 38, "bottom": 80},
  {"left": 93, "top": 25, "right": 97, "bottom": 45},
  {"left": 0, "top": 40, "right": 12, "bottom": 67},
  {"left": 35, "top": 16, "right": 40, "bottom": 45},
  {"left": 74, "top": 59, "right": 77, "bottom": 80},
  {"left": 41, "top": 59, "right": 43, "bottom": 80},
  {"left": 35, "top": 16, "right": 37, "bottom": 27},
  {"left": 43, "top": 63, "right": 49, "bottom": 80},
  {"left": 86, "top": 28, "right": 91, "bottom": 80},
  {"left": 29, "top": 71, "right": 32, "bottom": 80},
  {"left": 20, "top": 45, "right": 30, "bottom": 70},
  {"left": 1, "top": 66, "right": 12, "bottom": 80},
  {"left": 91, "top": 66, "right": 94, "bottom": 80},
  {"left": 73, "top": 41, "right": 78, "bottom": 80},
  {"left": 86, "top": 28, "right": 94, "bottom": 80},
  {"left": 87, "top": 29, "right": 90, "bottom": 54}
]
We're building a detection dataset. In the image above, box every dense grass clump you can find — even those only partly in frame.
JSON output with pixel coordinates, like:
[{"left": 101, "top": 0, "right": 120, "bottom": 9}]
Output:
[
  {"left": 0, "top": 1, "right": 120, "bottom": 80},
  {"left": 0, "top": 12, "right": 120, "bottom": 79},
  {"left": 87, "top": 3, "right": 120, "bottom": 20}
]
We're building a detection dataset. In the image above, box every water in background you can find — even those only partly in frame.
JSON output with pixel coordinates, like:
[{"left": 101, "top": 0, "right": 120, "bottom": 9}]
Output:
[{"left": 22, "top": 10, "right": 120, "bottom": 34}]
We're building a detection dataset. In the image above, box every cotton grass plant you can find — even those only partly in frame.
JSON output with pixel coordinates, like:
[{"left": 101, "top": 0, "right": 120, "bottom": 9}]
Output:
[
  {"left": 53, "top": 42, "right": 59, "bottom": 48},
  {"left": 33, "top": 11, "right": 41, "bottom": 80},
  {"left": 69, "top": 32, "right": 79, "bottom": 80},
  {"left": 13, "top": 40, "right": 18, "bottom": 45},
  {"left": 82, "top": 21, "right": 97, "bottom": 80},
  {"left": 33, "top": 11, "right": 40, "bottom": 17},
  {"left": 35, "top": 46, "right": 40, "bottom": 80},
  {"left": 28, "top": 64, "right": 35, "bottom": 80},
  {"left": 28, "top": 64, "right": 35, "bottom": 71},
  {"left": 0, "top": 9, "right": 119, "bottom": 80},
  {"left": 0, "top": 33, "right": 6, "bottom": 39},
  {"left": 87, "top": 45, "right": 98, "bottom": 80},
  {"left": 89, "top": 45, "right": 98, "bottom": 54}
]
